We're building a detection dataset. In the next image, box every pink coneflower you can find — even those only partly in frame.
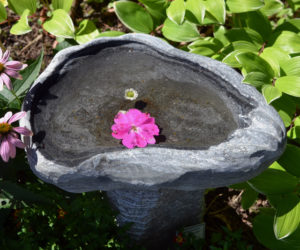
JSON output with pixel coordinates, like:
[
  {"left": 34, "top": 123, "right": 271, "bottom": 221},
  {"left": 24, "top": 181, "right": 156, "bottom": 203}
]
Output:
[
  {"left": 0, "top": 48, "right": 27, "bottom": 91},
  {"left": 0, "top": 111, "right": 33, "bottom": 162},
  {"left": 111, "top": 109, "right": 160, "bottom": 149}
]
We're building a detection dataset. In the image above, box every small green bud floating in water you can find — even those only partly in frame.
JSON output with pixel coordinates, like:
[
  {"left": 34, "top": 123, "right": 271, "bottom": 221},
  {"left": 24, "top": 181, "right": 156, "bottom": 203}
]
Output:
[{"left": 124, "top": 88, "right": 138, "bottom": 100}]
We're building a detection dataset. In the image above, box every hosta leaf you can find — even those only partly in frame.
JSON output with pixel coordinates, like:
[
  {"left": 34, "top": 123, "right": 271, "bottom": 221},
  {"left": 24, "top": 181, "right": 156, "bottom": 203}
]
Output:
[
  {"left": 243, "top": 72, "right": 271, "bottom": 87},
  {"left": 281, "top": 57, "right": 300, "bottom": 77},
  {"left": 162, "top": 18, "right": 200, "bottom": 42},
  {"left": 138, "top": 0, "right": 167, "bottom": 9},
  {"left": 188, "top": 38, "right": 222, "bottom": 57},
  {"left": 274, "top": 194, "right": 300, "bottom": 239},
  {"left": 10, "top": 9, "right": 31, "bottom": 35},
  {"left": 247, "top": 169, "right": 298, "bottom": 195},
  {"left": 225, "top": 28, "right": 264, "bottom": 48},
  {"left": 278, "top": 144, "right": 300, "bottom": 177},
  {"left": 236, "top": 52, "right": 274, "bottom": 77},
  {"left": 43, "top": 9, "right": 75, "bottom": 38},
  {"left": 275, "top": 19, "right": 300, "bottom": 34},
  {"left": 8, "top": 0, "right": 36, "bottom": 15},
  {"left": 145, "top": 6, "right": 166, "bottom": 26},
  {"left": 114, "top": 1, "right": 153, "bottom": 33},
  {"left": 213, "top": 26, "right": 229, "bottom": 46},
  {"left": 75, "top": 20, "right": 100, "bottom": 44},
  {"left": 271, "top": 31, "right": 300, "bottom": 54},
  {"left": 226, "top": 0, "right": 264, "bottom": 13},
  {"left": 0, "top": 2, "right": 7, "bottom": 22},
  {"left": 241, "top": 187, "right": 258, "bottom": 210},
  {"left": 271, "top": 94, "right": 296, "bottom": 127},
  {"left": 204, "top": 0, "right": 226, "bottom": 24},
  {"left": 262, "top": 84, "right": 282, "bottom": 104},
  {"left": 96, "top": 31, "right": 125, "bottom": 37},
  {"left": 185, "top": 0, "right": 205, "bottom": 25},
  {"left": 276, "top": 76, "right": 300, "bottom": 97},
  {"left": 260, "top": 0, "right": 284, "bottom": 16},
  {"left": 166, "top": 0, "right": 185, "bottom": 25},
  {"left": 52, "top": 0, "right": 74, "bottom": 12}
]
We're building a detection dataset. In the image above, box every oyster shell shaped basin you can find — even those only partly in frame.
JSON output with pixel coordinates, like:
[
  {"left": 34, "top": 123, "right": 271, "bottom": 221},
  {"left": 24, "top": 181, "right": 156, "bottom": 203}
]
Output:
[{"left": 21, "top": 34, "right": 286, "bottom": 192}]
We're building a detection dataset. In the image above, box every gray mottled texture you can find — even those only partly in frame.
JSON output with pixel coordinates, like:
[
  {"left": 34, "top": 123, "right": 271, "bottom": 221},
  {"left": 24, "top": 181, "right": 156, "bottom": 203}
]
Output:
[{"left": 21, "top": 34, "right": 286, "bottom": 192}]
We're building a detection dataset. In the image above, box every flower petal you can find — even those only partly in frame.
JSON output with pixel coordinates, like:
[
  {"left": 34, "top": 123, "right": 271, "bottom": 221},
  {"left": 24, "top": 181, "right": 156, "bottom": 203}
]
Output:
[
  {"left": 0, "top": 50, "right": 10, "bottom": 64},
  {"left": 1, "top": 73, "right": 12, "bottom": 90},
  {"left": 8, "top": 111, "right": 26, "bottom": 124},
  {"left": 0, "top": 138, "right": 10, "bottom": 162},
  {"left": 4, "top": 69, "right": 22, "bottom": 80},
  {"left": 0, "top": 76, "right": 3, "bottom": 91},
  {"left": 111, "top": 123, "right": 131, "bottom": 139},
  {"left": 13, "top": 127, "right": 33, "bottom": 136},
  {"left": 5, "top": 61, "right": 25, "bottom": 70},
  {"left": 9, "top": 142, "right": 16, "bottom": 158},
  {"left": 7, "top": 134, "right": 25, "bottom": 149},
  {"left": 0, "top": 48, "right": 2, "bottom": 59},
  {"left": 3, "top": 111, "right": 12, "bottom": 123},
  {"left": 122, "top": 132, "right": 136, "bottom": 149}
]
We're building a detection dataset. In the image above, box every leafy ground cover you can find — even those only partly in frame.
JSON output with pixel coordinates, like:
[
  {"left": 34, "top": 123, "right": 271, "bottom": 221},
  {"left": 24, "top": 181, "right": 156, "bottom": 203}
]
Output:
[{"left": 0, "top": 0, "right": 300, "bottom": 249}]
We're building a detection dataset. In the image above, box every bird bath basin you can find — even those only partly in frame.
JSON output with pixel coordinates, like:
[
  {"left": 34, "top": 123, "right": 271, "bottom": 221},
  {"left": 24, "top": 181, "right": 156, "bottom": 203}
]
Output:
[{"left": 21, "top": 34, "right": 286, "bottom": 248}]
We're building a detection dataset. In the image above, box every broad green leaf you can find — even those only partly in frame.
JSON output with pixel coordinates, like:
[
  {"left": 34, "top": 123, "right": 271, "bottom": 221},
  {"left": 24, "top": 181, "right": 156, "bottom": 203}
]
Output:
[
  {"left": 0, "top": 88, "right": 14, "bottom": 103},
  {"left": 8, "top": 0, "right": 36, "bottom": 15},
  {"left": 138, "top": 0, "right": 167, "bottom": 9},
  {"left": 225, "top": 28, "right": 264, "bottom": 48},
  {"left": 213, "top": 26, "right": 229, "bottom": 46},
  {"left": 52, "top": 0, "right": 73, "bottom": 12},
  {"left": 75, "top": 20, "right": 100, "bottom": 44},
  {"left": 145, "top": 6, "right": 166, "bottom": 26},
  {"left": 275, "top": 19, "right": 300, "bottom": 34},
  {"left": 15, "top": 51, "right": 43, "bottom": 97},
  {"left": 166, "top": 0, "right": 185, "bottom": 25},
  {"left": 271, "top": 31, "right": 300, "bottom": 54},
  {"left": 276, "top": 76, "right": 300, "bottom": 97},
  {"left": 230, "top": 181, "right": 250, "bottom": 190},
  {"left": 236, "top": 52, "right": 274, "bottom": 77},
  {"left": 114, "top": 1, "right": 153, "bottom": 33},
  {"left": 226, "top": 0, "right": 264, "bottom": 13},
  {"left": 0, "top": 2, "right": 7, "bottom": 22},
  {"left": 269, "top": 161, "right": 286, "bottom": 171},
  {"left": 271, "top": 94, "right": 296, "bottom": 127},
  {"left": 96, "top": 31, "right": 125, "bottom": 37},
  {"left": 162, "top": 18, "right": 200, "bottom": 42},
  {"left": 278, "top": 144, "right": 300, "bottom": 177},
  {"left": 260, "top": 0, "right": 284, "bottom": 16},
  {"left": 281, "top": 57, "right": 300, "bottom": 77},
  {"left": 202, "top": 10, "right": 219, "bottom": 24},
  {"left": 253, "top": 209, "right": 300, "bottom": 250},
  {"left": 247, "top": 169, "right": 298, "bottom": 195},
  {"left": 185, "top": 0, "right": 205, "bottom": 25},
  {"left": 243, "top": 72, "right": 271, "bottom": 87},
  {"left": 43, "top": 9, "right": 75, "bottom": 38},
  {"left": 262, "top": 84, "right": 282, "bottom": 104},
  {"left": 287, "top": 117, "right": 300, "bottom": 142},
  {"left": 275, "top": 194, "right": 300, "bottom": 239},
  {"left": 10, "top": 9, "right": 31, "bottom": 35},
  {"left": 241, "top": 187, "right": 258, "bottom": 210},
  {"left": 204, "top": 0, "right": 225, "bottom": 24},
  {"left": 188, "top": 38, "right": 222, "bottom": 57}
]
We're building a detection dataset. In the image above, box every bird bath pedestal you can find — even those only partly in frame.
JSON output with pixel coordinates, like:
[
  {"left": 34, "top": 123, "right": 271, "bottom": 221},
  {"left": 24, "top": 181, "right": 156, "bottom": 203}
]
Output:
[{"left": 21, "top": 34, "right": 286, "bottom": 248}]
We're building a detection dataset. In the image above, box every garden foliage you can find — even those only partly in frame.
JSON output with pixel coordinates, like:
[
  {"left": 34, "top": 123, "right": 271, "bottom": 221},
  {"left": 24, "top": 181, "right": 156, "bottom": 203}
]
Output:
[{"left": 0, "top": 0, "right": 300, "bottom": 249}]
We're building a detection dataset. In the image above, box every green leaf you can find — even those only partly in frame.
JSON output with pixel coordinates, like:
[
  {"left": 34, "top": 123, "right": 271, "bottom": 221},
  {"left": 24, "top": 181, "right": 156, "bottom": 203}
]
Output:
[
  {"left": 185, "top": 0, "right": 205, "bottom": 25},
  {"left": 247, "top": 169, "right": 298, "bottom": 195},
  {"left": 138, "top": 0, "right": 167, "bottom": 9},
  {"left": 271, "top": 31, "right": 300, "bottom": 54},
  {"left": 226, "top": 0, "right": 264, "bottom": 13},
  {"left": 243, "top": 72, "right": 271, "bottom": 87},
  {"left": 43, "top": 9, "right": 75, "bottom": 38},
  {"left": 96, "top": 31, "right": 125, "bottom": 37},
  {"left": 162, "top": 18, "right": 200, "bottom": 42},
  {"left": 213, "top": 26, "right": 230, "bottom": 47},
  {"left": 275, "top": 194, "right": 300, "bottom": 239},
  {"left": 114, "top": 1, "right": 153, "bottom": 33},
  {"left": 15, "top": 51, "right": 43, "bottom": 97},
  {"left": 287, "top": 117, "right": 300, "bottom": 142},
  {"left": 262, "top": 84, "right": 282, "bottom": 104},
  {"left": 10, "top": 9, "right": 31, "bottom": 35},
  {"left": 52, "top": 0, "right": 74, "bottom": 12},
  {"left": 278, "top": 144, "right": 300, "bottom": 177},
  {"left": 145, "top": 6, "right": 166, "bottom": 26},
  {"left": 75, "top": 20, "right": 100, "bottom": 44},
  {"left": 188, "top": 38, "right": 223, "bottom": 57},
  {"left": 241, "top": 187, "right": 258, "bottom": 210},
  {"left": 275, "top": 19, "right": 300, "bottom": 34},
  {"left": 166, "top": 0, "right": 185, "bottom": 25},
  {"left": 260, "top": 0, "right": 284, "bottom": 16},
  {"left": 204, "top": 0, "right": 226, "bottom": 24},
  {"left": 225, "top": 28, "right": 264, "bottom": 48},
  {"left": 276, "top": 76, "right": 300, "bottom": 97},
  {"left": 0, "top": 2, "right": 7, "bottom": 22},
  {"left": 236, "top": 52, "right": 274, "bottom": 77},
  {"left": 281, "top": 57, "right": 300, "bottom": 77},
  {"left": 8, "top": 0, "right": 36, "bottom": 15}
]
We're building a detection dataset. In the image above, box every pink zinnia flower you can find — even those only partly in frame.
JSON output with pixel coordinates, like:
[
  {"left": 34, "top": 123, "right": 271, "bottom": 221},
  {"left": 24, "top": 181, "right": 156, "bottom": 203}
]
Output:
[
  {"left": 111, "top": 109, "right": 160, "bottom": 149},
  {"left": 0, "top": 48, "right": 27, "bottom": 91},
  {"left": 0, "top": 111, "right": 33, "bottom": 162}
]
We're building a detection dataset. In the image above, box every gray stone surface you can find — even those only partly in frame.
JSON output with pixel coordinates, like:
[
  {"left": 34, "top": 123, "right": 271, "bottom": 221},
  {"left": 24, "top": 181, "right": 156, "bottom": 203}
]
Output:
[{"left": 21, "top": 34, "right": 286, "bottom": 192}]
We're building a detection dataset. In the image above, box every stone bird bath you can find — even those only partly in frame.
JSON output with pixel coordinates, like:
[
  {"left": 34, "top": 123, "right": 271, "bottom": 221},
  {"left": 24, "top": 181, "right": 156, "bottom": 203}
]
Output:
[{"left": 21, "top": 34, "right": 286, "bottom": 248}]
